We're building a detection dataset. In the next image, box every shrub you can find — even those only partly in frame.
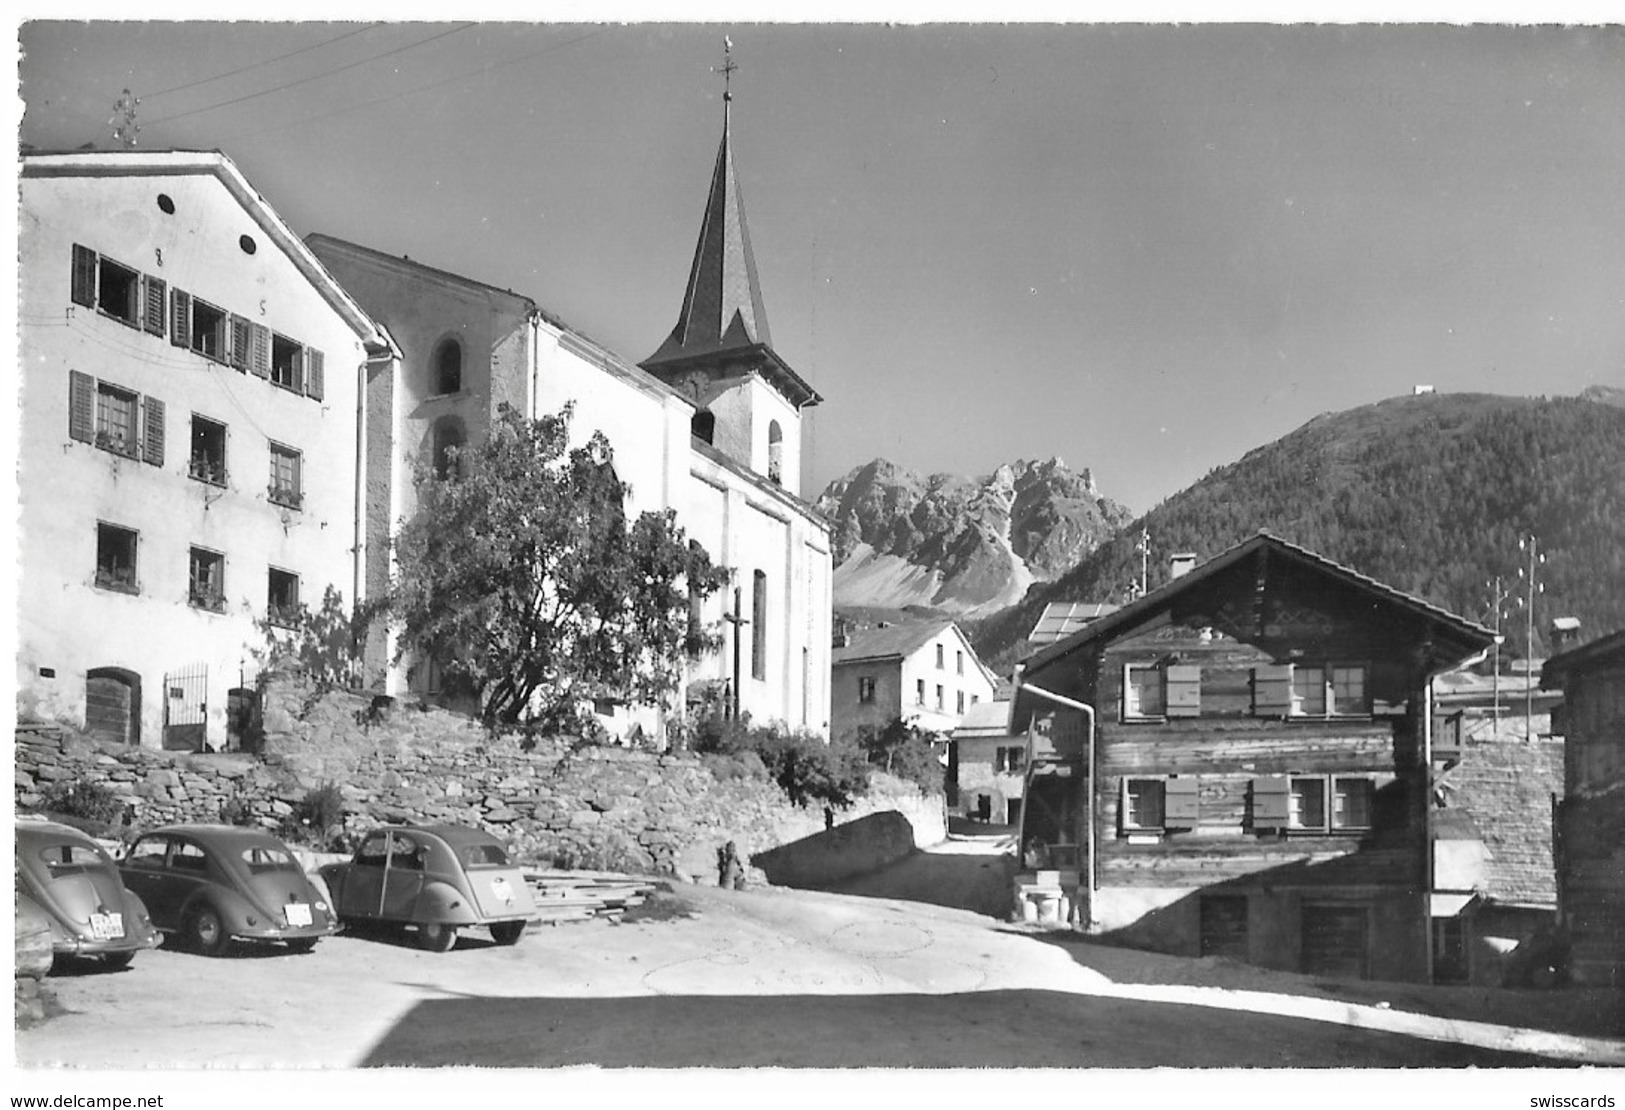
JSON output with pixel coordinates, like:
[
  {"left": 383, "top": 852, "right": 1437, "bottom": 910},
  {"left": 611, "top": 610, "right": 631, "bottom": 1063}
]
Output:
[
  {"left": 279, "top": 782, "right": 346, "bottom": 849},
  {"left": 691, "top": 712, "right": 870, "bottom": 808},
  {"left": 37, "top": 779, "right": 127, "bottom": 831}
]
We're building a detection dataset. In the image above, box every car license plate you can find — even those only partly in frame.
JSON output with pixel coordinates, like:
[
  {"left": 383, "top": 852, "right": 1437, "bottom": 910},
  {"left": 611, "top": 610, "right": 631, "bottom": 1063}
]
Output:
[
  {"left": 490, "top": 877, "right": 514, "bottom": 905},
  {"left": 285, "top": 902, "right": 313, "bottom": 927},
  {"left": 90, "top": 912, "right": 123, "bottom": 940}
]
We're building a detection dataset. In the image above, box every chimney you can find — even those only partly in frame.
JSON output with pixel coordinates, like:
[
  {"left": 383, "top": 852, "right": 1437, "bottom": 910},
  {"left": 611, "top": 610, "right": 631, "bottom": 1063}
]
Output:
[
  {"left": 1550, "top": 616, "right": 1582, "bottom": 652},
  {"left": 1169, "top": 553, "right": 1198, "bottom": 580}
]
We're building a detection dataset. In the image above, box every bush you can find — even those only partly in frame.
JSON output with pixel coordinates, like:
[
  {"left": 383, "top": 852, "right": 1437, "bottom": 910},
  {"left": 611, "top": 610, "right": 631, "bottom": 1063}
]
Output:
[
  {"left": 691, "top": 712, "right": 870, "bottom": 808},
  {"left": 279, "top": 782, "right": 346, "bottom": 850},
  {"left": 37, "top": 779, "right": 127, "bottom": 831}
]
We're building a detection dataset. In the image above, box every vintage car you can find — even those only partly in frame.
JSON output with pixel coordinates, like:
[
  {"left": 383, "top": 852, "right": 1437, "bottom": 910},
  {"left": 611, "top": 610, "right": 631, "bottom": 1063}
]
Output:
[
  {"left": 117, "top": 824, "right": 337, "bottom": 955},
  {"left": 320, "top": 824, "right": 536, "bottom": 951},
  {"left": 15, "top": 817, "right": 160, "bottom": 970}
]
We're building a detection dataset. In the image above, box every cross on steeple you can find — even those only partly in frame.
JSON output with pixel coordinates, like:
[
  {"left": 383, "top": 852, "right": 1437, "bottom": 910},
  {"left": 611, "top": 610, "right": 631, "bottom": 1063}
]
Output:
[{"left": 713, "top": 35, "right": 737, "bottom": 102}]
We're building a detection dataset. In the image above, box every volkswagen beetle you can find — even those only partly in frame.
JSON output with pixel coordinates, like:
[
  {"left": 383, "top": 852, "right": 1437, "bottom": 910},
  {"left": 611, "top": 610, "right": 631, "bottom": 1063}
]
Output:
[
  {"left": 117, "top": 824, "right": 337, "bottom": 955},
  {"left": 320, "top": 824, "right": 536, "bottom": 951},
  {"left": 15, "top": 817, "right": 160, "bottom": 970}
]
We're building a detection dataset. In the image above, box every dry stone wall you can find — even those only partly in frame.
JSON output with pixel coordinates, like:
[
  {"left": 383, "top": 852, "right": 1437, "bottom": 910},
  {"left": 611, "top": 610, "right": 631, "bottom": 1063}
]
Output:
[{"left": 15, "top": 676, "right": 944, "bottom": 884}]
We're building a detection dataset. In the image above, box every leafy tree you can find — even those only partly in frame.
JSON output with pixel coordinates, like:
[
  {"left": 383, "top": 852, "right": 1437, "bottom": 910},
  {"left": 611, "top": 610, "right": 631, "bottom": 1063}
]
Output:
[
  {"left": 255, "top": 584, "right": 366, "bottom": 694},
  {"left": 384, "top": 403, "right": 726, "bottom": 729},
  {"left": 858, "top": 717, "right": 945, "bottom": 795}
]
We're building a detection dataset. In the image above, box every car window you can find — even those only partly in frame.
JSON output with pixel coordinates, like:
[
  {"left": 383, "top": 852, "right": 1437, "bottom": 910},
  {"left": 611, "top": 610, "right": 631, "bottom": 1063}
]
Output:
[
  {"left": 355, "top": 834, "right": 390, "bottom": 868},
  {"left": 461, "top": 843, "right": 510, "bottom": 869},
  {"left": 170, "top": 841, "right": 209, "bottom": 874},
  {"left": 126, "top": 837, "right": 170, "bottom": 869},
  {"left": 390, "top": 834, "right": 426, "bottom": 872},
  {"left": 39, "top": 843, "right": 106, "bottom": 875},
  {"left": 241, "top": 845, "right": 298, "bottom": 874}
]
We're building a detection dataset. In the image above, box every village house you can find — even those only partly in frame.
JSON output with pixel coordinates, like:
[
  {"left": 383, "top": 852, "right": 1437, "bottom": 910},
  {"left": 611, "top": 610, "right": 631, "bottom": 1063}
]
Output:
[
  {"left": 1008, "top": 532, "right": 1495, "bottom": 982},
  {"left": 16, "top": 150, "right": 394, "bottom": 751},
  {"left": 1542, "top": 628, "right": 1625, "bottom": 987},
  {"left": 307, "top": 86, "right": 832, "bottom": 737},
  {"left": 949, "top": 698, "right": 1025, "bottom": 826},
  {"left": 830, "top": 620, "right": 996, "bottom": 746}
]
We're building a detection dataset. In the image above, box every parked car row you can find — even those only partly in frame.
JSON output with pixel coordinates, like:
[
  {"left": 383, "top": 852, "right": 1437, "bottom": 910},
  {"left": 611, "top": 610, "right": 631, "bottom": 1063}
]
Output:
[{"left": 15, "top": 817, "right": 538, "bottom": 972}]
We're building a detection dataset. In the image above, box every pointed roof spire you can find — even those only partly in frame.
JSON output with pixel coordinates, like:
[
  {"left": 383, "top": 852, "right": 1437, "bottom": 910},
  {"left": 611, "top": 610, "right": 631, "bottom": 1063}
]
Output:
[{"left": 644, "top": 38, "right": 805, "bottom": 396}]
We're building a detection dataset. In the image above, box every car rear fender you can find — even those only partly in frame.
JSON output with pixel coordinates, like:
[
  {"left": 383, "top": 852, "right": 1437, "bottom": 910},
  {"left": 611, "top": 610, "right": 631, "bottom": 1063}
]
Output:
[
  {"left": 178, "top": 884, "right": 256, "bottom": 935},
  {"left": 413, "top": 880, "right": 480, "bottom": 926}
]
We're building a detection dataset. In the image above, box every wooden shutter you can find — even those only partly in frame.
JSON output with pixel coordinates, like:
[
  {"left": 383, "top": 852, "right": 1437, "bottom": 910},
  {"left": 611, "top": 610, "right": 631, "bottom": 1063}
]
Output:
[
  {"left": 1166, "top": 664, "right": 1202, "bottom": 717},
  {"left": 71, "top": 245, "right": 97, "bottom": 308},
  {"left": 142, "top": 396, "right": 165, "bottom": 467},
  {"left": 171, "top": 289, "right": 191, "bottom": 348},
  {"left": 305, "top": 348, "right": 325, "bottom": 401},
  {"left": 289, "top": 346, "right": 307, "bottom": 395},
  {"left": 229, "top": 315, "right": 253, "bottom": 371},
  {"left": 142, "top": 275, "right": 167, "bottom": 337},
  {"left": 68, "top": 371, "right": 95, "bottom": 442},
  {"left": 1251, "top": 775, "right": 1290, "bottom": 831},
  {"left": 1164, "top": 776, "right": 1200, "bottom": 827},
  {"left": 1252, "top": 665, "right": 1294, "bottom": 717},
  {"left": 250, "top": 324, "right": 271, "bottom": 378}
]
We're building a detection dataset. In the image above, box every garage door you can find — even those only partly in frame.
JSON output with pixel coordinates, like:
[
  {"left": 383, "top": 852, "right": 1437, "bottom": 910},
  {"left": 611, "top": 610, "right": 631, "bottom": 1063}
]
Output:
[
  {"left": 1200, "top": 895, "right": 1250, "bottom": 960},
  {"left": 1302, "top": 904, "right": 1368, "bottom": 978}
]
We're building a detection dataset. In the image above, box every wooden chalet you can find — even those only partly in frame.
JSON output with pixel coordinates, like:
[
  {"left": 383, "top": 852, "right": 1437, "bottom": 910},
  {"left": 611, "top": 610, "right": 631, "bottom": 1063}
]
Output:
[{"left": 1009, "top": 531, "right": 1495, "bottom": 982}]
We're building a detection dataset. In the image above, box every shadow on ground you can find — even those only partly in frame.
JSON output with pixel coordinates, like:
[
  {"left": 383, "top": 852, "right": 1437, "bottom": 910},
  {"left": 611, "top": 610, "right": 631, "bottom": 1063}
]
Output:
[
  {"left": 822, "top": 849, "right": 1017, "bottom": 918},
  {"left": 359, "top": 988, "right": 1567, "bottom": 1068},
  {"left": 1031, "top": 931, "right": 1625, "bottom": 1041}
]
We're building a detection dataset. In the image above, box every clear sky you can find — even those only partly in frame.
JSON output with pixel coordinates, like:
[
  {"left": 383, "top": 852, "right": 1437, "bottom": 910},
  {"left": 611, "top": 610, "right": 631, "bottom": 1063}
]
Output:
[{"left": 17, "top": 19, "right": 1625, "bottom": 513}]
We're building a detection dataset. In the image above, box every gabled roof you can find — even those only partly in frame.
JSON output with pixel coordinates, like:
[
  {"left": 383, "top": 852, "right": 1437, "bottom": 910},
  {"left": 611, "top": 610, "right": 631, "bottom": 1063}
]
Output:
[
  {"left": 1022, "top": 530, "right": 1495, "bottom": 677},
  {"left": 1542, "top": 628, "right": 1625, "bottom": 687},
  {"left": 24, "top": 150, "right": 393, "bottom": 358},
  {"left": 833, "top": 619, "right": 958, "bottom": 666},
  {"left": 952, "top": 698, "right": 1018, "bottom": 740},
  {"left": 1433, "top": 737, "right": 1562, "bottom": 905}
]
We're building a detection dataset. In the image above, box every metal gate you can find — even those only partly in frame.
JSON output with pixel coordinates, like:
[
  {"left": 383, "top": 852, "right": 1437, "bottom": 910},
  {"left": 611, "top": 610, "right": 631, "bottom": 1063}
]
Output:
[{"left": 162, "top": 662, "right": 208, "bottom": 752}]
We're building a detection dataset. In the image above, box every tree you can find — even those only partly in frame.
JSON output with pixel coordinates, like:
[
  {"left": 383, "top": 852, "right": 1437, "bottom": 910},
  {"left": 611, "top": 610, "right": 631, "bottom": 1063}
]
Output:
[
  {"left": 255, "top": 584, "right": 366, "bottom": 693},
  {"left": 859, "top": 717, "right": 945, "bottom": 795},
  {"left": 385, "top": 403, "right": 726, "bottom": 730}
]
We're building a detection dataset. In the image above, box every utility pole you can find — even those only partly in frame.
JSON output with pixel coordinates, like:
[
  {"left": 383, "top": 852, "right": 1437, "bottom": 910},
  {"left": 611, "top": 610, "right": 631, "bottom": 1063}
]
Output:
[
  {"left": 1485, "top": 575, "right": 1510, "bottom": 720},
  {"left": 1133, "top": 527, "right": 1150, "bottom": 600},
  {"left": 1516, "top": 535, "right": 1545, "bottom": 742}
]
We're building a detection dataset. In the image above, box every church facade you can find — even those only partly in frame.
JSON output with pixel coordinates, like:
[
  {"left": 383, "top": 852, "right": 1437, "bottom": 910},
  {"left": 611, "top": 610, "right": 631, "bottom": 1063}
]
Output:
[{"left": 308, "top": 93, "right": 832, "bottom": 739}]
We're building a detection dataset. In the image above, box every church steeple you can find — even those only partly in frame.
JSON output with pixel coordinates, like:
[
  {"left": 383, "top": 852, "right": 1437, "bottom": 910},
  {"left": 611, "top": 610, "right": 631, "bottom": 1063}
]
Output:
[{"left": 642, "top": 40, "right": 819, "bottom": 412}]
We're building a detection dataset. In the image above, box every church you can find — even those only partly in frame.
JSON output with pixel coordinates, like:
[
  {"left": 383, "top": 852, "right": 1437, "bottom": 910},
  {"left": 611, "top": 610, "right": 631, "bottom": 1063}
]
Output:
[{"left": 308, "top": 82, "right": 833, "bottom": 739}]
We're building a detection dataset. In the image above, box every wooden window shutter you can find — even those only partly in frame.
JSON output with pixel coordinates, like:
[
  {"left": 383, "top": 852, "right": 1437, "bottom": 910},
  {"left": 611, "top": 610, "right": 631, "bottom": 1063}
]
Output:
[
  {"left": 290, "top": 346, "right": 307, "bottom": 395},
  {"left": 1166, "top": 664, "right": 1202, "bottom": 717},
  {"left": 229, "top": 315, "right": 253, "bottom": 371},
  {"left": 1252, "top": 665, "right": 1294, "bottom": 716},
  {"left": 71, "top": 245, "right": 97, "bottom": 308},
  {"left": 142, "top": 396, "right": 165, "bottom": 467},
  {"left": 251, "top": 325, "right": 271, "bottom": 378},
  {"left": 142, "top": 275, "right": 167, "bottom": 337},
  {"left": 68, "top": 371, "right": 95, "bottom": 442},
  {"left": 1251, "top": 775, "right": 1290, "bottom": 831},
  {"left": 305, "top": 348, "right": 325, "bottom": 401},
  {"left": 1165, "top": 776, "right": 1200, "bottom": 826},
  {"left": 171, "top": 289, "right": 191, "bottom": 348}
]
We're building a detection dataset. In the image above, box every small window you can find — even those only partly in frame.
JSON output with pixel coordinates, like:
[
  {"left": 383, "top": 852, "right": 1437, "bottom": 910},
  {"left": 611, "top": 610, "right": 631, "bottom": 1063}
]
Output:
[
  {"left": 95, "top": 383, "right": 140, "bottom": 457},
  {"left": 936, "top": 644, "right": 945, "bottom": 669},
  {"left": 915, "top": 678, "right": 925, "bottom": 706},
  {"left": 858, "top": 676, "right": 876, "bottom": 704},
  {"left": 268, "top": 568, "right": 300, "bottom": 628},
  {"left": 238, "top": 234, "right": 257, "bottom": 255},
  {"left": 1283, "top": 774, "right": 1374, "bottom": 833},
  {"left": 433, "top": 338, "right": 462, "bottom": 396},
  {"left": 190, "top": 416, "right": 227, "bottom": 485},
  {"left": 1123, "top": 778, "right": 1166, "bottom": 832},
  {"left": 957, "top": 690, "right": 965, "bottom": 713},
  {"left": 767, "top": 420, "right": 783, "bottom": 485},
  {"left": 40, "top": 843, "right": 106, "bottom": 876},
  {"left": 1293, "top": 666, "right": 1328, "bottom": 716},
  {"left": 95, "top": 523, "right": 138, "bottom": 593},
  {"left": 97, "top": 256, "right": 141, "bottom": 325},
  {"left": 354, "top": 834, "right": 391, "bottom": 868},
  {"left": 189, "top": 299, "right": 227, "bottom": 360},
  {"left": 188, "top": 547, "right": 225, "bottom": 612},
  {"left": 271, "top": 334, "right": 304, "bottom": 393},
  {"left": 957, "top": 650, "right": 964, "bottom": 676},
  {"left": 240, "top": 846, "right": 297, "bottom": 874},
  {"left": 751, "top": 570, "right": 767, "bottom": 680},
  {"left": 170, "top": 841, "right": 208, "bottom": 873},
  {"left": 157, "top": 194, "right": 175, "bottom": 215},
  {"left": 935, "top": 684, "right": 944, "bottom": 710},
  {"left": 995, "top": 745, "right": 1026, "bottom": 773},
  {"left": 269, "top": 442, "right": 302, "bottom": 509},
  {"left": 1123, "top": 664, "right": 1166, "bottom": 719},
  {"left": 1332, "top": 776, "right": 1373, "bottom": 830},
  {"left": 1330, "top": 666, "right": 1368, "bottom": 715},
  {"left": 462, "top": 843, "right": 510, "bottom": 869},
  {"left": 431, "top": 416, "right": 466, "bottom": 479},
  {"left": 125, "top": 837, "right": 170, "bottom": 869},
  {"left": 1289, "top": 776, "right": 1326, "bottom": 829}
]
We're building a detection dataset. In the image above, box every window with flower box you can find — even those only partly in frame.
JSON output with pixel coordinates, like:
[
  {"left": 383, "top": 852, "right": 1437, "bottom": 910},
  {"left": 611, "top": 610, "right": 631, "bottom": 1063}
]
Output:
[
  {"left": 95, "top": 523, "right": 139, "bottom": 594},
  {"left": 268, "top": 442, "right": 302, "bottom": 509},
  {"left": 267, "top": 568, "right": 300, "bottom": 628},
  {"left": 189, "top": 416, "right": 227, "bottom": 486},
  {"left": 188, "top": 548, "right": 225, "bottom": 612}
]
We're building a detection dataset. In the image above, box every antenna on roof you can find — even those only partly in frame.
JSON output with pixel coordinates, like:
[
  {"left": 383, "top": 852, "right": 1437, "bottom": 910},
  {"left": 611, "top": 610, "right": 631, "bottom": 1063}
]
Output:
[{"left": 108, "top": 88, "right": 140, "bottom": 149}]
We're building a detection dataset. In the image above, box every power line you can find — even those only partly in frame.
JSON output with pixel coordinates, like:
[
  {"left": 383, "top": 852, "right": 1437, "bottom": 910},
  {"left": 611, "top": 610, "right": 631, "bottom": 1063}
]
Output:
[
  {"left": 145, "top": 23, "right": 477, "bottom": 129},
  {"left": 143, "top": 25, "right": 383, "bottom": 100},
  {"left": 230, "top": 26, "right": 612, "bottom": 143}
]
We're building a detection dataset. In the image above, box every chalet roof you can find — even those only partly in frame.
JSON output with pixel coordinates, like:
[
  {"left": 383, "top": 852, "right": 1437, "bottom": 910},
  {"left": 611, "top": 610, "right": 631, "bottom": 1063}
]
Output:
[
  {"left": 24, "top": 150, "right": 393, "bottom": 359},
  {"left": 1542, "top": 628, "right": 1625, "bottom": 687},
  {"left": 833, "top": 620, "right": 958, "bottom": 666},
  {"left": 952, "top": 699, "right": 1018, "bottom": 741},
  {"left": 1027, "top": 601, "right": 1121, "bottom": 645},
  {"left": 1021, "top": 530, "right": 1496, "bottom": 677},
  {"left": 1433, "top": 738, "right": 1563, "bottom": 905}
]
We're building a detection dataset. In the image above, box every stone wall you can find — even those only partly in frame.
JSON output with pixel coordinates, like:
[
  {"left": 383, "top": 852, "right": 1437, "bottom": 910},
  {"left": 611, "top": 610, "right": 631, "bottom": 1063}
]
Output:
[{"left": 14, "top": 675, "right": 945, "bottom": 884}]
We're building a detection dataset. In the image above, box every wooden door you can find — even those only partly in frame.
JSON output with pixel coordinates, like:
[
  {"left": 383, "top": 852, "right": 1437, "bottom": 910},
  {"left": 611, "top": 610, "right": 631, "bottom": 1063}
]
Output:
[
  {"left": 1301, "top": 904, "right": 1369, "bottom": 978},
  {"left": 85, "top": 673, "right": 135, "bottom": 745}
]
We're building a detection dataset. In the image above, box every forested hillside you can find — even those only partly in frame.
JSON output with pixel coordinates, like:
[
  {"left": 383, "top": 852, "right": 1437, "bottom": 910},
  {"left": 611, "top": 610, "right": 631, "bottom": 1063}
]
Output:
[{"left": 973, "top": 392, "right": 1625, "bottom": 669}]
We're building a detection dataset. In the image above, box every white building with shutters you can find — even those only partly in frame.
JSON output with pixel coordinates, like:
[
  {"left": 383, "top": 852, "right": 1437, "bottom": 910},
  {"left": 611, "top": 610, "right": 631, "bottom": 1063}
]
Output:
[{"left": 17, "top": 150, "right": 393, "bottom": 750}]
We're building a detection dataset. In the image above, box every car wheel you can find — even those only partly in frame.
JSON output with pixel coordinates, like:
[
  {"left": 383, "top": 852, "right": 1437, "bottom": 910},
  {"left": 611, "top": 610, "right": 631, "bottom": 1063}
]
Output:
[
  {"left": 284, "top": 937, "right": 319, "bottom": 954},
  {"left": 418, "top": 923, "right": 457, "bottom": 952},
  {"left": 101, "top": 951, "right": 136, "bottom": 971},
  {"left": 489, "top": 920, "right": 525, "bottom": 946},
  {"left": 188, "top": 905, "right": 228, "bottom": 956}
]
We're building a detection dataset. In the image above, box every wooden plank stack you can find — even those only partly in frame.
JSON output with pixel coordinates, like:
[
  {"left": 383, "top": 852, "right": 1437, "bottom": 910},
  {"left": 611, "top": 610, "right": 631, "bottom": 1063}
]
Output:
[{"left": 522, "top": 869, "right": 659, "bottom": 925}]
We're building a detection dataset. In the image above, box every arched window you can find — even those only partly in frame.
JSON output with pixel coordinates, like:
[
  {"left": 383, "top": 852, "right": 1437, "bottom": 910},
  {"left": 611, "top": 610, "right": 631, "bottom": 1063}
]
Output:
[
  {"left": 692, "top": 408, "right": 716, "bottom": 445},
  {"left": 767, "top": 420, "right": 783, "bottom": 485},
  {"left": 432, "top": 338, "right": 462, "bottom": 396},
  {"left": 431, "top": 416, "right": 466, "bottom": 479}
]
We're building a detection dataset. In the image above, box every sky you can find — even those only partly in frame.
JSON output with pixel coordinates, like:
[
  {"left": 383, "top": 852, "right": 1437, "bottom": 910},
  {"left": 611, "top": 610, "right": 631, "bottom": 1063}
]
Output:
[{"left": 16, "top": 18, "right": 1625, "bottom": 514}]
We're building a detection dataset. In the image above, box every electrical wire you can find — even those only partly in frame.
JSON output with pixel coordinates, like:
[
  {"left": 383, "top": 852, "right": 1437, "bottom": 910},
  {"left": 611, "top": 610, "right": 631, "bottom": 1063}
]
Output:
[
  {"left": 144, "top": 23, "right": 477, "bottom": 128},
  {"left": 142, "top": 24, "right": 384, "bottom": 101}
]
